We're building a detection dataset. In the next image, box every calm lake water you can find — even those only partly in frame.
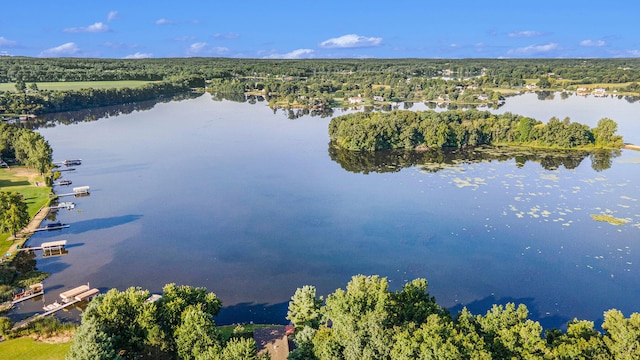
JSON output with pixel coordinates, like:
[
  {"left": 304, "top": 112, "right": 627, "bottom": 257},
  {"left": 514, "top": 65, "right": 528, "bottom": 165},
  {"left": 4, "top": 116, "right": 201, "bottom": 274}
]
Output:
[{"left": 14, "top": 93, "right": 640, "bottom": 328}]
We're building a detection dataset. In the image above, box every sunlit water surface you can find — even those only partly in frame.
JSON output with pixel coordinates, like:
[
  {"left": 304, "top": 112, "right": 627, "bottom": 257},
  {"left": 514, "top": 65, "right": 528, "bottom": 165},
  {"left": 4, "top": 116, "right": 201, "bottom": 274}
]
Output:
[{"left": 13, "top": 93, "right": 640, "bottom": 328}]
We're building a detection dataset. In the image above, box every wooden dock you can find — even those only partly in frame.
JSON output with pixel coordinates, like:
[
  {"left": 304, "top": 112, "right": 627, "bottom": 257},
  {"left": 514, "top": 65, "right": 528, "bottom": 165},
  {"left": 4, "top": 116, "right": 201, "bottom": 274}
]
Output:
[
  {"left": 49, "top": 202, "right": 75, "bottom": 210},
  {"left": 623, "top": 144, "right": 640, "bottom": 151},
  {"left": 18, "top": 240, "right": 68, "bottom": 257},
  {"left": 11, "top": 283, "right": 44, "bottom": 305},
  {"left": 11, "top": 284, "right": 100, "bottom": 330}
]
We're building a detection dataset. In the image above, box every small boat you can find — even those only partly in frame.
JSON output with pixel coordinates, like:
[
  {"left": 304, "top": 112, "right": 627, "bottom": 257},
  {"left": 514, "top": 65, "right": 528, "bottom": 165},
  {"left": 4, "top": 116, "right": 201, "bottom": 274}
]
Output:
[
  {"left": 62, "top": 159, "right": 82, "bottom": 166},
  {"left": 43, "top": 301, "right": 61, "bottom": 311},
  {"left": 54, "top": 180, "right": 72, "bottom": 186},
  {"left": 42, "top": 222, "right": 69, "bottom": 231}
]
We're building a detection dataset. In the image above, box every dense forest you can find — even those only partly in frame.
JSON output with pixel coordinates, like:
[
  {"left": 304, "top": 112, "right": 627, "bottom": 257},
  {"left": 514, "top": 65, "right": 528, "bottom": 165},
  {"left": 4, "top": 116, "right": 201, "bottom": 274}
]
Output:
[
  {"left": 2, "top": 57, "right": 640, "bottom": 115},
  {"left": 328, "top": 110, "right": 623, "bottom": 151}
]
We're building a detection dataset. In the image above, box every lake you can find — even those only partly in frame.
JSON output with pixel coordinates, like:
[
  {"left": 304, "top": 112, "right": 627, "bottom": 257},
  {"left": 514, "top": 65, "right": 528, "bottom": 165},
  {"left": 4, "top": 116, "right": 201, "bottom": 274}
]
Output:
[{"left": 13, "top": 92, "right": 640, "bottom": 329}]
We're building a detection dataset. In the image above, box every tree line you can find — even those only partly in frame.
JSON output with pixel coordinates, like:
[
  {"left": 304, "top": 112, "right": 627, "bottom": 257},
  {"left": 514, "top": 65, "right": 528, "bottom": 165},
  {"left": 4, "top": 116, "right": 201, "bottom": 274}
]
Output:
[
  {"left": 0, "top": 76, "right": 203, "bottom": 115},
  {"left": 2, "top": 57, "right": 640, "bottom": 114},
  {"left": 328, "top": 109, "right": 623, "bottom": 151},
  {"left": 286, "top": 275, "right": 640, "bottom": 360}
]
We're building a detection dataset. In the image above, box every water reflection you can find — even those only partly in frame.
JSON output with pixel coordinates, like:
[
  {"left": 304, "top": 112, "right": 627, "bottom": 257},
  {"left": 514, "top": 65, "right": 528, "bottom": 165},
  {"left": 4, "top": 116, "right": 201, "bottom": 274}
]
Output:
[
  {"left": 16, "top": 92, "right": 201, "bottom": 130},
  {"left": 329, "top": 143, "right": 620, "bottom": 174}
]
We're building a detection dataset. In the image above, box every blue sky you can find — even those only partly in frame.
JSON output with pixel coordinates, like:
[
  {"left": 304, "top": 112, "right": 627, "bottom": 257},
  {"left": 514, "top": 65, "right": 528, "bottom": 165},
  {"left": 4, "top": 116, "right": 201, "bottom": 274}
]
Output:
[{"left": 1, "top": 0, "right": 639, "bottom": 59}]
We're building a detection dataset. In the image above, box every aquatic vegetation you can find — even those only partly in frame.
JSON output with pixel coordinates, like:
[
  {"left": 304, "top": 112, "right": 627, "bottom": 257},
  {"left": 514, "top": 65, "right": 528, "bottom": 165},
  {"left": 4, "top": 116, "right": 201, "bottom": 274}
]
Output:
[{"left": 590, "top": 213, "right": 630, "bottom": 225}]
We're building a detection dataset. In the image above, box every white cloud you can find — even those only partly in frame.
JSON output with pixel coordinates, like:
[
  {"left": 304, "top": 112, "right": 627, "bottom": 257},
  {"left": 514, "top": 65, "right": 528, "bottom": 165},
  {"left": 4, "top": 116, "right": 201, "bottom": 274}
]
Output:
[
  {"left": 507, "top": 42, "right": 559, "bottom": 56},
  {"left": 264, "top": 49, "right": 314, "bottom": 59},
  {"left": 107, "top": 11, "right": 118, "bottom": 22},
  {"left": 508, "top": 30, "right": 543, "bottom": 38},
  {"left": 628, "top": 50, "right": 640, "bottom": 57},
  {"left": 213, "top": 32, "right": 240, "bottom": 39},
  {"left": 155, "top": 18, "right": 175, "bottom": 25},
  {"left": 39, "top": 42, "right": 80, "bottom": 57},
  {"left": 319, "top": 34, "right": 382, "bottom": 49},
  {"left": 64, "top": 22, "right": 109, "bottom": 33},
  {"left": 187, "top": 42, "right": 229, "bottom": 56},
  {"left": 0, "top": 36, "right": 17, "bottom": 47},
  {"left": 124, "top": 52, "right": 153, "bottom": 59},
  {"left": 188, "top": 42, "right": 208, "bottom": 54},
  {"left": 580, "top": 39, "right": 606, "bottom": 47}
]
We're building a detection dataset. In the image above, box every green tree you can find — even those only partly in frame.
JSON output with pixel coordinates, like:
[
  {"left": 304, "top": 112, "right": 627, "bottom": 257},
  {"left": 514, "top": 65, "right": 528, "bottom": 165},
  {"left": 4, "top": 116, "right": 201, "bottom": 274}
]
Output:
[
  {"left": 66, "top": 318, "right": 123, "bottom": 360},
  {"left": 219, "top": 338, "right": 260, "bottom": 360},
  {"left": 80, "top": 287, "right": 152, "bottom": 357},
  {"left": 475, "top": 303, "right": 547, "bottom": 359},
  {"left": 28, "top": 82, "right": 39, "bottom": 92},
  {"left": 0, "top": 192, "right": 29, "bottom": 237},
  {"left": 602, "top": 309, "right": 640, "bottom": 359},
  {"left": 287, "top": 285, "right": 323, "bottom": 329},
  {"left": 156, "top": 283, "right": 222, "bottom": 352},
  {"left": 592, "top": 118, "right": 623, "bottom": 148},
  {"left": 15, "top": 79, "right": 26, "bottom": 93},
  {"left": 389, "top": 278, "right": 447, "bottom": 326},
  {"left": 321, "top": 275, "right": 393, "bottom": 360},
  {"left": 174, "top": 305, "right": 221, "bottom": 360},
  {"left": 547, "top": 319, "right": 608, "bottom": 360},
  {"left": 289, "top": 326, "right": 318, "bottom": 360},
  {"left": 0, "top": 316, "right": 13, "bottom": 336}
]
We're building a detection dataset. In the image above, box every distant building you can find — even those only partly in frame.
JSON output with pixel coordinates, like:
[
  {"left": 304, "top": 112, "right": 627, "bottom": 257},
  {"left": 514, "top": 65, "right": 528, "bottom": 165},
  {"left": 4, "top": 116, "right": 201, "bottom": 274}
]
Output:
[
  {"left": 373, "top": 96, "right": 384, "bottom": 102},
  {"left": 348, "top": 96, "right": 363, "bottom": 104},
  {"left": 477, "top": 94, "right": 489, "bottom": 101}
]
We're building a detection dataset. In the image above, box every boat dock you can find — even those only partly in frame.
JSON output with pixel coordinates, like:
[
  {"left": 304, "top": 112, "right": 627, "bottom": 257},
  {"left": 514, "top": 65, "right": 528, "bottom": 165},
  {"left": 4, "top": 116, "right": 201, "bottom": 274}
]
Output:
[
  {"left": 53, "top": 159, "right": 82, "bottom": 167},
  {"left": 12, "top": 284, "right": 100, "bottom": 330},
  {"left": 49, "top": 202, "right": 75, "bottom": 210},
  {"left": 41, "top": 285, "right": 99, "bottom": 316},
  {"left": 56, "top": 185, "right": 90, "bottom": 198},
  {"left": 11, "top": 283, "right": 44, "bottom": 305},
  {"left": 18, "top": 240, "right": 68, "bottom": 257},
  {"left": 53, "top": 180, "right": 72, "bottom": 186},
  {"left": 32, "top": 223, "right": 69, "bottom": 232}
]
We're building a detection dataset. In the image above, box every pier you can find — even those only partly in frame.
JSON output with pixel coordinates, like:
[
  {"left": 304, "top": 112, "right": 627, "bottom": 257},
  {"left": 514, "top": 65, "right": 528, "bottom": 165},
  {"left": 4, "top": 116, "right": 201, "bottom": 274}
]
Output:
[
  {"left": 12, "top": 284, "right": 100, "bottom": 330},
  {"left": 18, "top": 240, "right": 68, "bottom": 257},
  {"left": 55, "top": 185, "right": 90, "bottom": 198},
  {"left": 11, "top": 283, "right": 44, "bottom": 305},
  {"left": 53, "top": 159, "right": 82, "bottom": 167},
  {"left": 32, "top": 223, "right": 69, "bottom": 232},
  {"left": 53, "top": 180, "right": 72, "bottom": 186},
  {"left": 49, "top": 201, "right": 75, "bottom": 210}
]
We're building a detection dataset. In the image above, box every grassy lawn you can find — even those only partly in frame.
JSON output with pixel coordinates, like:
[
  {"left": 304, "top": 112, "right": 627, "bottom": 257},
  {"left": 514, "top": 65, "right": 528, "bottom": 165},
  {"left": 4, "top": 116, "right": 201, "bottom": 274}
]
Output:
[
  {"left": 0, "top": 337, "right": 70, "bottom": 359},
  {"left": 0, "top": 80, "right": 154, "bottom": 92},
  {"left": 218, "top": 324, "right": 281, "bottom": 342},
  {"left": 0, "top": 167, "right": 51, "bottom": 255}
]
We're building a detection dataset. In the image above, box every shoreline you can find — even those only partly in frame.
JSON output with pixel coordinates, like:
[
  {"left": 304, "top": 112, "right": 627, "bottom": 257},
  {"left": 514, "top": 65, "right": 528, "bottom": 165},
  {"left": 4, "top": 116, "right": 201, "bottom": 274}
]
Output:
[{"left": 6, "top": 205, "right": 51, "bottom": 257}]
